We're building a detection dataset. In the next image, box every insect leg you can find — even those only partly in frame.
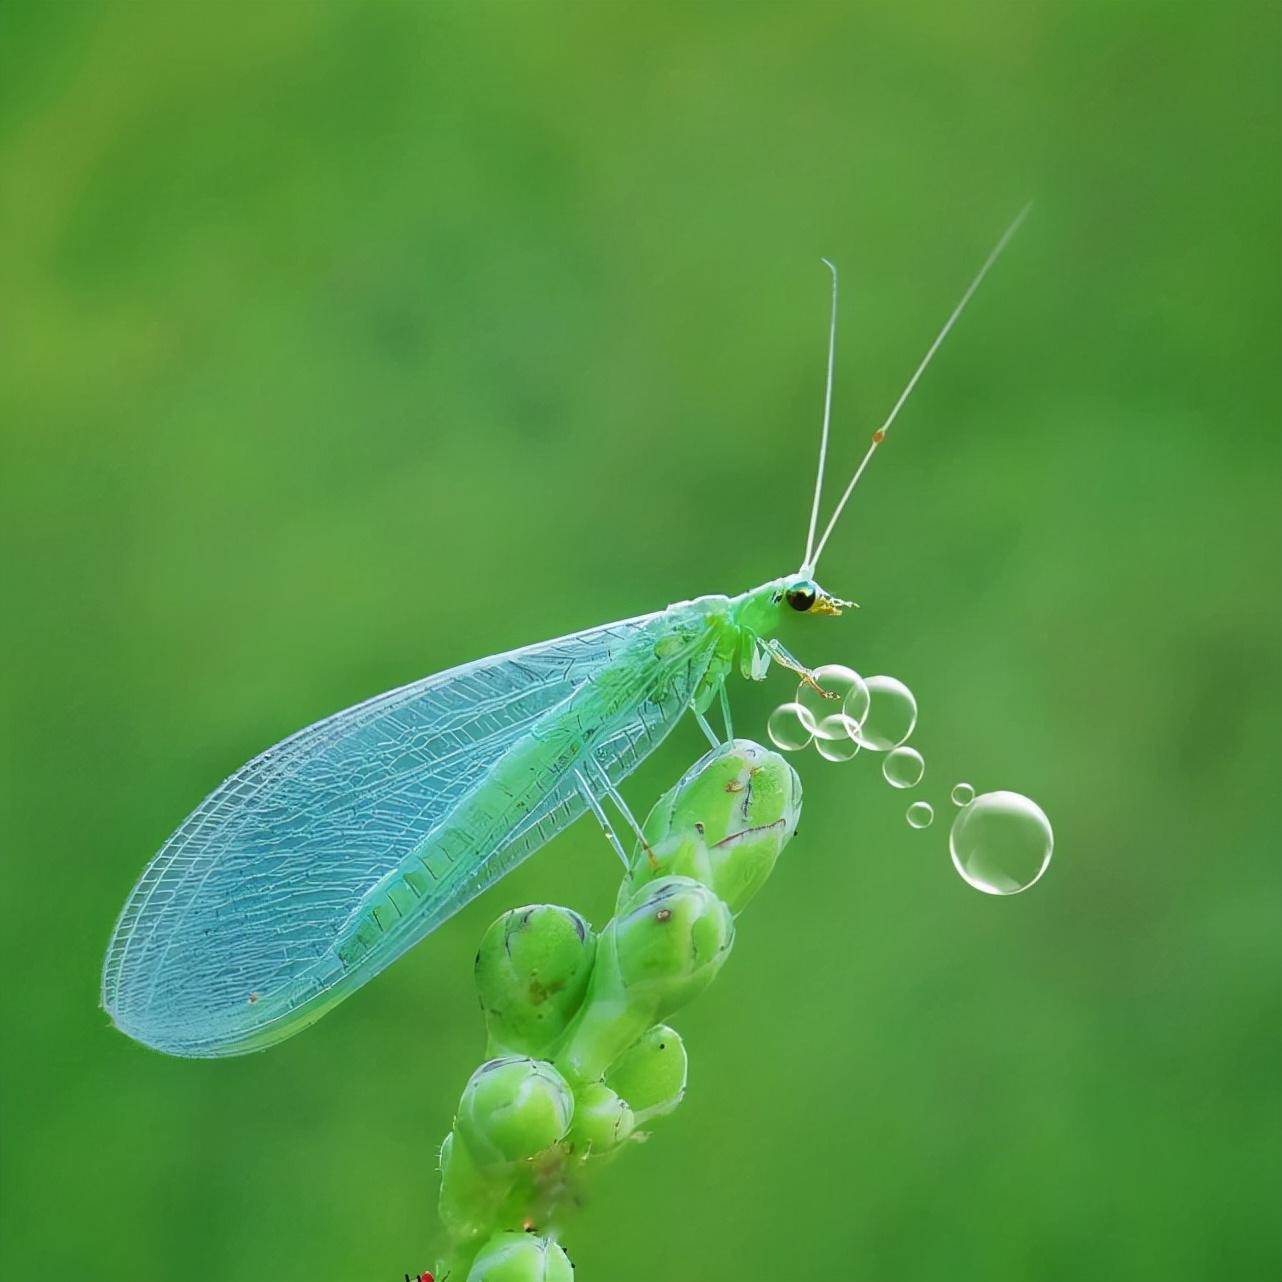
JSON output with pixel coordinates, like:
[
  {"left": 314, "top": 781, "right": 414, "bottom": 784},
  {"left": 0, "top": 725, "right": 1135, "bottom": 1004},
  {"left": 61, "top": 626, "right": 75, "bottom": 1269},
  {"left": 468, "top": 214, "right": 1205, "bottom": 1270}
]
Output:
[
  {"left": 762, "top": 638, "right": 832, "bottom": 698},
  {"left": 587, "top": 758, "right": 659, "bottom": 871},
  {"left": 692, "top": 705, "right": 721, "bottom": 748},
  {"left": 718, "top": 680, "right": 735, "bottom": 740},
  {"left": 573, "top": 769, "right": 630, "bottom": 868}
]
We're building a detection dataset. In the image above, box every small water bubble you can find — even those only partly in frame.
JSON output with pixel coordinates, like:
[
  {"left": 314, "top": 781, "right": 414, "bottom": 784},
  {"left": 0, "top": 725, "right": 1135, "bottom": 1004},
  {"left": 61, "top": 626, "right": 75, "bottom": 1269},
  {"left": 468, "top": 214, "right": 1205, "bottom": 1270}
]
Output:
[
  {"left": 950, "top": 782, "right": 975, "bottom": 806},
  {"left": 815, "top": 725, "right": 861, "bottom": 762},
  {"left": 853, "top": 675, "right": 917, "bottom": 750},
  {"left": 906, "top": 801, "right": 934, "bottom": 829},
  {"left": 949, "top": 791, "right": 1053, "bottom": 895},
  {"left": 796, "top": 665, "right": 870, "bottom": 740},
  {"left": 882, "top": 746, "right": 925, "bottom": 789},
  {"left": 767, "top": 702, "right": 813, "bottom": 752}
]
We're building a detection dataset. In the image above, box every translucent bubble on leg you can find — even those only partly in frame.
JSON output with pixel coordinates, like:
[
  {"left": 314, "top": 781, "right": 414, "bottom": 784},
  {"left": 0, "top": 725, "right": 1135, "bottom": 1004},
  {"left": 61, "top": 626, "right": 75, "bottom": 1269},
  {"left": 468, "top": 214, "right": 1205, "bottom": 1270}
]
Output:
[
  {"left": 949, "top": 791, "right": 1053, "bottom": 895},
  {"left": 906, "top": 801, "right": 934, "bottom": 829},
  {"left": 795, "top": 664, "right": 870, "bottom": 740},
  {"left": 815, "top": 720, "right": 861, "bottom": 762},
  {"left": 767, "top": 702, "right": 814, "bottom": 752},
  {"left": 950, "top": 782, "right": 975, "bottom": 806},
  {"left": 853, "top": 675, "right": 917, "bottom": 750},
  {"left": 882, "top": 745, "right": 925, "bottom": 789}
]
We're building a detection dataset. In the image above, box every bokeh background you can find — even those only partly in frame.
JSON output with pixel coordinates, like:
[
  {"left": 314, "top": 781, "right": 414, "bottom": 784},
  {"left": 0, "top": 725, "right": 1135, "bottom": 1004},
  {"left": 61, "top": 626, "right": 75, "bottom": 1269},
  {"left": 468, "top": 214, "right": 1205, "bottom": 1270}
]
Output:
[{"left": 2, "top": 2, "right": 1278, "bottom": 1279}]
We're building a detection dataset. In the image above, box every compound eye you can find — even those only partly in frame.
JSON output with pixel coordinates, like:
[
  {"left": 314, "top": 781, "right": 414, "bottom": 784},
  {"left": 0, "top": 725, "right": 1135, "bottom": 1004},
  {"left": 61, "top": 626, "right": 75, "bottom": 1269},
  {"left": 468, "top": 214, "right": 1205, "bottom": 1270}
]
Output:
[{"left": 785, "top": 581, "right": 818, "bottom": 612}]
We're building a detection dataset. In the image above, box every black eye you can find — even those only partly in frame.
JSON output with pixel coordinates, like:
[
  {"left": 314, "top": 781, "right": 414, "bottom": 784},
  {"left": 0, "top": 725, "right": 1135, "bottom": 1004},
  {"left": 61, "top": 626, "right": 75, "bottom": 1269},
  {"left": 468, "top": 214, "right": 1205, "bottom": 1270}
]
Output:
[{"left": 785, "top": 582, "right": 817, "bottom": 612}]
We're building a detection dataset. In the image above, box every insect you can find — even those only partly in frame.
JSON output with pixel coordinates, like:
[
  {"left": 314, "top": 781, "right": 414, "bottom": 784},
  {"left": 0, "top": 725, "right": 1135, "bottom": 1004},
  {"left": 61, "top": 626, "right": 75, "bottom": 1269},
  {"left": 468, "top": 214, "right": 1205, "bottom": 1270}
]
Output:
[{"left": 102, "top": 209, "right": 1029, "bottom": 1057}]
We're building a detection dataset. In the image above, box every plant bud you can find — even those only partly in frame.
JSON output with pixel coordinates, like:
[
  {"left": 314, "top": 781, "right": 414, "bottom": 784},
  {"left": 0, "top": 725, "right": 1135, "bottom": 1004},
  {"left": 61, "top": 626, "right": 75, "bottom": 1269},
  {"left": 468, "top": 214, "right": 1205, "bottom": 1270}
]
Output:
[
  {"left": 456, "top": 1058, "right": 574, "bottom": 1168},
  {"left": 475, "top": 906, "right": 596, "bottom": 1057},
  {"left": 605, "top": 1024, "right": 687, "bottom": 1124},
  {"left": 557, "top": 877, "right": 732, "bottom": 1083},
  {"left": 566, "top": 1081, "right": 635, "bottom": 1156},
  {"left": 613, "top": 877, "right": 733, "bottom": 1012},
  {"left": 620, "top": 740, "right": 801, "bottom": 913},
  {"left": 465, "top": 1232, "right": 575, "bottom": 1282}
]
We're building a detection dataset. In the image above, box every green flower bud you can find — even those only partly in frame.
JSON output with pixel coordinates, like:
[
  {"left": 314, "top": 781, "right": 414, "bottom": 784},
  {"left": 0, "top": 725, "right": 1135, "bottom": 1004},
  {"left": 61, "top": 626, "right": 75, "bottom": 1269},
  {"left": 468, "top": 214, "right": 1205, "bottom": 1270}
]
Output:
[
  {"left": 620, "top": 741, "right": 801, "bottom": 913},
  {"left": 566, "top": 1081, "right": 635, "bottom": 1156},
  {"left": 456, "top": 1058, "right": 574, "bottom": 1168},
  {"left": 465, "top": 1232, "right": 574, "bottom": 1282},
  {"left": 605, "top": 1024, "right": 687, "bottom": 1124},
  {"left": 613, "top": 877, "right": 733, "bottom": 1011},
  {"left": 557, "top": 877, "right": 733, "bottom": 1083},
  {"left": 475, "top": 906, "right": 597, "bottom": 1058}
]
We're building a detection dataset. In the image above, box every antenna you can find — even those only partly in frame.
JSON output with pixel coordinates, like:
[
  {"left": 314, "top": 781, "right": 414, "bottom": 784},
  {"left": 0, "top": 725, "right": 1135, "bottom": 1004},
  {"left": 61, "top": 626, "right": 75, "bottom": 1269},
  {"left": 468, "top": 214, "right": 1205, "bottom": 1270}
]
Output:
[
  {"left": 808, "top": 204, "right": 1032, "bottom": 572},
  {"left": 800, "top": 258, "right": 839, "bottom": 576}
]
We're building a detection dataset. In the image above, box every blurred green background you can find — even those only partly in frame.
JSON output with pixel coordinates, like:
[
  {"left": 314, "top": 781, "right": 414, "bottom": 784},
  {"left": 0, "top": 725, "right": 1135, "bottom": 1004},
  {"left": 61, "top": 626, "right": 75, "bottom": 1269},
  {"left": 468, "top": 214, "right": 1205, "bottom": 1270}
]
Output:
[{"left": 2, "top": 2, "right": 1278, "bottom": 1279}]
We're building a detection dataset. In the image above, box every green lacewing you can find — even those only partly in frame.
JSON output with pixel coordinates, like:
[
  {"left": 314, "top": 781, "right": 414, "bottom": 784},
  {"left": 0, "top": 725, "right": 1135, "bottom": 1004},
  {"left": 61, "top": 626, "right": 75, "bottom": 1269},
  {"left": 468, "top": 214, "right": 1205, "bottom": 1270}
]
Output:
[{"left": 101, "top": 209, "right": 1029, "bottom": 1056}]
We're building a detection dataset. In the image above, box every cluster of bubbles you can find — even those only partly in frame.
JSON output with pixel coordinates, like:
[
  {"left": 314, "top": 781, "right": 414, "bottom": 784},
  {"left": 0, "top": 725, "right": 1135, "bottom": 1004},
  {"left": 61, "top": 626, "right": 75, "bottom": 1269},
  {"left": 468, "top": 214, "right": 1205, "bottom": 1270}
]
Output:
[{"left": 767, "top": 666, "right": 1053, "bottom": 895}]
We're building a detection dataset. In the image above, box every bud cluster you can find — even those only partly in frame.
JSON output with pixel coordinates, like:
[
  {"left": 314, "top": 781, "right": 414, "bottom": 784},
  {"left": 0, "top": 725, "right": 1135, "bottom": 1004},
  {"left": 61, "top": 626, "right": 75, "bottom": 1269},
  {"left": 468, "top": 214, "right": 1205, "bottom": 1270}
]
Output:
[{"left": 432, "top": 740, "right": 802, "bottom": 1281}]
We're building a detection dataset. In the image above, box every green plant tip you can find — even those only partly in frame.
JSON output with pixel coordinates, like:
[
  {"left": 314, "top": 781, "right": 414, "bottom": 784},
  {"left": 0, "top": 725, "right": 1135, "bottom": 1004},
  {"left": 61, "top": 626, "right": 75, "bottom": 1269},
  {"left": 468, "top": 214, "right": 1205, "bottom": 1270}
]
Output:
[{"left": 437, "top": 740, "right": 804, "bottom": 1275}]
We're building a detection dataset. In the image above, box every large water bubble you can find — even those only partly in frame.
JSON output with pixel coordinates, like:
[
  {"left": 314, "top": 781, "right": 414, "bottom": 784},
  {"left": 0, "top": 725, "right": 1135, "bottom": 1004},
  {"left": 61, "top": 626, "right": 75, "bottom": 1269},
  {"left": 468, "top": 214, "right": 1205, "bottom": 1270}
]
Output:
[
  {"left": 882, "top": 745, "right": 925, "bottom": 789},
  {"left": 949, "top": 791, "right": 1054, "bottom": 895},
  {"left": 796, "top": 665, "right": 870, "bottom": 740},
  {"left": 853, "top": 675, "right": 917, "bottom": 751}
]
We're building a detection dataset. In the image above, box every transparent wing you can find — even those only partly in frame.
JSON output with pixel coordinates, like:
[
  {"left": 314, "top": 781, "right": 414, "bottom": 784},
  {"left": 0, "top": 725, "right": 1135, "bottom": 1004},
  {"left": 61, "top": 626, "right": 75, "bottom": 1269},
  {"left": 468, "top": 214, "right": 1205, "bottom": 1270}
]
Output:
[{"left": 102, "top": 609, "right": 710, "bottom": 1057}]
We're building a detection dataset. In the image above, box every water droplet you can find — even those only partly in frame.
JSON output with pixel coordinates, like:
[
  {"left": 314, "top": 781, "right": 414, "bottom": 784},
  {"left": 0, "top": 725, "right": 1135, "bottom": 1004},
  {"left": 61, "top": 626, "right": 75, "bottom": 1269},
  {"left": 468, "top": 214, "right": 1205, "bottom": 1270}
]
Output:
[
  {"left": 950, "top": 782, "right": 975, "bottom": 806},
  {"left": 949, "top": 791, "right": 1053, "bottom": 895},
  {"left": 853, "top": 675, "right": 917, "bottom": 750},
  {"left": 882, "top": 746, "right": 925, "bottom": 789},
  {"left": 767, "top": 702, "right": 813, "bottom": 752},
  {"left": 815, "top": 728, "right": 861, "bottom": 762},
  {"left": 795, "top": 665, "right": 870, "bottom": 740},
  {"left": 906, "top": 801, "right": 934, "bottom": 829}
]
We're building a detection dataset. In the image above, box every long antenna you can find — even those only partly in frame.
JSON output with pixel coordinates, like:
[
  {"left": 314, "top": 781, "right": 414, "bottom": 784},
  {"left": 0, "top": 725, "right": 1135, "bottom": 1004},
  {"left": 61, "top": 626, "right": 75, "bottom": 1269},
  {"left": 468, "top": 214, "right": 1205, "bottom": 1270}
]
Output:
[
  {"left": 809, "top": 204, "right": 1032, "bottom": 572},
  {"left": 800, "top": 258, "right": 840, "bottom": 575}
]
